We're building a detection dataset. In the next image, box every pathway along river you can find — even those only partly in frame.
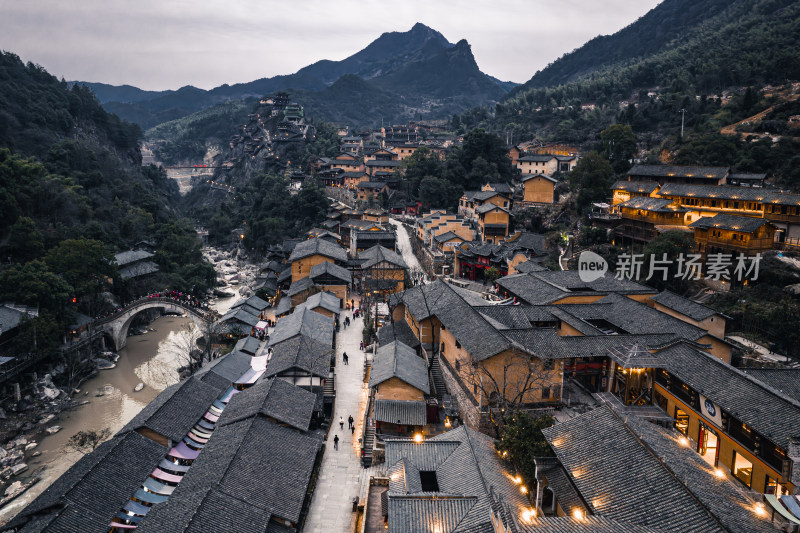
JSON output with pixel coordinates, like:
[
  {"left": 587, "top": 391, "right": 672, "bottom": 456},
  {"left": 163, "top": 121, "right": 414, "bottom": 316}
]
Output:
[{"left": 0, "top": 315, "right": 194, "bottom": 524}]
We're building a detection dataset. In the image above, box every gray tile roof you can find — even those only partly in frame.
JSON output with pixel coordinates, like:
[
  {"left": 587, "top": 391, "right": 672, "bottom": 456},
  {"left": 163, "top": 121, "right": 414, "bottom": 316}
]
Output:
[
  {"left": 288, "top": 237, "right": 348, "bottom": 263},
  {"left": 519, "top": 154, "right": 556, "bottom": 162},
  {"left": 657, "top": 183, "right": 800, "bottom": 205},
  {"left": 269, "top": 306, "right": 334, "bottom": 347},
  {"left": 377, "top": 320, "right": 421, "bottom": 350},
  {"left": 496, "top": 271, "right": 654, "bottom": 305},
  {"left": 433, "top": 231, "right": 462, "bottom": 243},
  {"left": 628, "top": 164, "right": 729, "bottom": 180},
  {"left": 369, "top": 341, "right": 429, "bottom": 393},
  {"left": 118, "top": 260, "right": 160, "bottom": 280},
  {"left": 618, "top": 196, "right": 685, "bottom": 212},
  {"left": 611, "top": 180, "right": 660, "bottom": 194},
  {"left": 521, "top": 173, "right": 558, "bottom": 183},
  {"left": 235, "top": 335, "right": 261, "bottom": 355},
  {"left": 543, "top": 406, "right": 726, "bottom": 533},
  {"left": 308, "top": 260, "right": 352, "bottom": 283},
  {"left": 689, "top": 213, "right": 771, "bottom": 233},
  {"left": 220, "top": 377, "right": 317, "bottom": 432},
  {"left": 120, "top": 376, "right": 222, "bottom": 442},
  {"left": 385, "top": 425, "right": 530, "bottom": 533},
  {"left": 265, "top": 335, "right": 332, "bottom": 379},
  {"left": 146, "top": 413, "right": 320, "bottom": 527},
  {"left": 218, "top": 307, "right": 260, "bottom": 327},
  {"left": 521, "top": 516, "right": 668, "bottom": 533},
  {"left": 196, "top": 349, "right": 254, "bottom": 385},
  {"left": 114, "top": 249, "right": 154, "bottom": 266},
  {"left": 287, "top": 276, "right": 315, "bottom": 296},
  {"left": 232, "top": 295, "right": 269, "bottom": 312},
  {"left": 476, "top": 202, "right": 511, "bottom": 215},
  {"left": 741, "top": 368, "right": 800, "bottom": 403},
  {"left": 295, "top": 290, "right": 341, "bottom": 315},
  {"left": 0, "top": 304, "right": 37, "bottom": 333},
  {"left": 9, "top": 432, "right": 165, "bottom": 532},
  {"left": 650, "top": 290, "right": 718, "bottom": 321},
  {"left": 515, "top": 260, "right": 549, "bottom": 274},
  {"left": 656, "top": 342, "right": 800, "bottom": 449},
  {"left": 359, "top": 245, "right": 406, "bottom": 269},
  {"left": 136, "top": 488, "right": 272, "bottom": 533},
  {"left": 374, "top": 399, "right": 427, "bottom": 426}
]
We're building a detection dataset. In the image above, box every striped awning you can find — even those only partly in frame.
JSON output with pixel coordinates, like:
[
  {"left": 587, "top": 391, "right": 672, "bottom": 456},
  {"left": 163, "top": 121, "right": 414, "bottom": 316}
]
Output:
[{"left": 169, "top": 442, "right": 200, "bottom": 460}]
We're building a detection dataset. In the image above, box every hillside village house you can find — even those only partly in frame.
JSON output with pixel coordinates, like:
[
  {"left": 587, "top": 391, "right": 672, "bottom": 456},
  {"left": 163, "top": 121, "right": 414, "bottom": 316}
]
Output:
[
  {"left": 521, "top": 174, "right": 558, "bottom": 204},
  {"left": 384, "top": 141, "right": 419, "bottom": 160},
  {"left": 365, "top": 159, "right": 403, "bottom": 176},
  {"left": 288, "top": 236, "right": 348, "bottom": 283},
  {"left": 364, "top": 147, "right": 398, "bottom": 162},
  {"left": 476, "top": 203, "right": 512, "bottom": 243},
  {"left": 690, "top": 213, "right": 777, "bottom": 257},
  {"left": 415, "top": 211, "right": 474, "bottom": 245},
  {"left": 611, "top": 164, "right": 800, "bottom": 249},
  {"left": 330, "top": 152, "right": 365, "bottom": 173},
  {"left": 356, "top": 245, "right": 407, "bottom": 295},
  {"left": 458, "top": 189, "right": 511, "bottom": 219},
  {"left": 356, "top": 181, "right": 389, "bottom": 203}
]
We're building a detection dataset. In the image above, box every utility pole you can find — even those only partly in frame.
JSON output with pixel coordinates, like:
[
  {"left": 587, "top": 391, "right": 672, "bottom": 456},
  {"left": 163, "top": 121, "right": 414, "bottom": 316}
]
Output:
[{"left": 679, "top": 109, "right": 687, "bottom": 139}]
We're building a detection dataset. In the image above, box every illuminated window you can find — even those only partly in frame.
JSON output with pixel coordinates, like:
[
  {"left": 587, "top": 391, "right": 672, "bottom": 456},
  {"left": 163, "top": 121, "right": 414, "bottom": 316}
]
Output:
[
  {"left": 733, "top": 451, "right": 753, "bottom": 488},
  {"left": 675, "top": 408, "right": 689, "bottom": 435}
]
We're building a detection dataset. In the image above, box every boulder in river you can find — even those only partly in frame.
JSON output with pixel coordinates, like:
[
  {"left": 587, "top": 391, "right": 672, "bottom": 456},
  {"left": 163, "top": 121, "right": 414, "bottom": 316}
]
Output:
[{"left": 45, "top": 426, "right": 62, "bottom": 435}]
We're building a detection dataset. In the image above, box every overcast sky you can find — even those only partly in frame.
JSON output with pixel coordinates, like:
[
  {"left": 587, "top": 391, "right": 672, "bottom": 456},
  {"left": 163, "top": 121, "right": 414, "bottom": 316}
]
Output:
[{"left": 0, "top": 0, "right": 662, "bottom": 91}]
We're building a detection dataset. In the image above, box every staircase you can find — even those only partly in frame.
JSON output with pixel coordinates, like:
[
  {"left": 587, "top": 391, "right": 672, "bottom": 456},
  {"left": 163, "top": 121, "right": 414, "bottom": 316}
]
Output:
[
  {"left": 361, "top": 418, "right": 375, "bottom": 467},
  {"left": 430, "top": 353, "right": 446, "bottom": 401},
  {"left": 324, "top": 372, "right": 335, "bottom": 397}
]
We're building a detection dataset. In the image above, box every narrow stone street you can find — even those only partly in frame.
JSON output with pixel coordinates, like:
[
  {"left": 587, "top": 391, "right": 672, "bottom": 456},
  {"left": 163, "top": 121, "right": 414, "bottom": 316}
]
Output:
[
  {"left": 389, "top": 218, "right": 425, "bottom": 275},
  {"left": 304, "top": 305, "right": 370, "bottom": 532}
]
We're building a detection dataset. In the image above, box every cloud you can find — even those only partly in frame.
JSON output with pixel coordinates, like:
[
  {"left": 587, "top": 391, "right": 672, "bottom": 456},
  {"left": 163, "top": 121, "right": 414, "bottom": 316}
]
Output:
[{"left": 0, "top": 0, "right": 661, "bottom": 90}]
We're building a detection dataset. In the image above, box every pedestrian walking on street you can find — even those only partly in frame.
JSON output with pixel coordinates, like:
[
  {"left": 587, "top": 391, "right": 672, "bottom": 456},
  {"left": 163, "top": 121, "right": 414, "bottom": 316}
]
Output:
[
  {"left": 348, "top": 415, "right": 354, "bottom": 429},
  {"left": 333, "top": 434, "right": 339, "bottom": 450},
  {"left": 343, "top": 352, "right": 349, "bottom": 365},
  {"left": 351, "top": 425, "right": 355, "bottom": 435},
  {"left": 339, "top": 416, "right": 344, "bottom": 430}
]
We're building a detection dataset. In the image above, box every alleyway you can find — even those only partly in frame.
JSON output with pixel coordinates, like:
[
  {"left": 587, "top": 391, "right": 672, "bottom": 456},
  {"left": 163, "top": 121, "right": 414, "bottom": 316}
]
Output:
[
  {"left": 389, "top": 218, "right": 426, "bottom": 278},
  {"left": 304, "top": 305, "right": 370, "bottom": 532}
]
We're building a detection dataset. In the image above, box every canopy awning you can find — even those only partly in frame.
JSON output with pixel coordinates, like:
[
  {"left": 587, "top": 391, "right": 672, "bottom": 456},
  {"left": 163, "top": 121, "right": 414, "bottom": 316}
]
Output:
[
  {"left": 234, "top": 368, "right": 264, "bottom": 386},
  {"left": 781, "top": 495, "right": 800, "bottom": 521},
  {"left": 123, "top": 499, "right": 151, "bottom": 516},
  {"left": 765, "top": 494, "right": 800, "bottom": 525},
  {"left": 134, "top": 488, "right": 168, "bottom": 505},
  {"left": 109, "top": 521, "right": 137, "bottom": 529},
  {"left": 143, "top": 477, "right": 176, "bottom": 495},
  {"left": 168, "top": 442, "right": 200, "bottom": 461},
  {"left": 151, "top": 468, "right": 183, "bottom": 484},
  {"left": 255, "top": 321, "right": 268, "bottom": 330}
]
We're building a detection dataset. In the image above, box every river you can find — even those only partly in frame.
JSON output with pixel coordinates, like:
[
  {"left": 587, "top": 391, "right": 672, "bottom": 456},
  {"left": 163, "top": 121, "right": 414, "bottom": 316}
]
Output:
[{"left": 0, "top": 315, "right": 193, "bottom": 523}]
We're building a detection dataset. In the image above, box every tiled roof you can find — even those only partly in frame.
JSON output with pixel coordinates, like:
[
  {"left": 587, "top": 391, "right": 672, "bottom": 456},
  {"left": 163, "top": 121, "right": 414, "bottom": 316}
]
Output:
[
  {"left": 521, "top": 516, "right": 668, "bottom": 532},
  {"left": 742, "top": 368, "right": 800, "bottom": 403},
  {"left": 656, "top": 342, "right": 800, "bottom": 448},
  {"left": 121, "top": 376, "right": 222, "bottom": 442},
  {"left": 377, "top": 320, "right": 421, "bottom": 350},
  {"left": 475, "top": 203, "right": 510, "bottom": 215},
  {"left": 288, "top": 237, "right": 348, "bottom": 263},
  {"left": 689, "top": 213, "right": 772, "bottom": 233},
  {"left": 385, "top": 426, "right": 530, "bottom": 533},
  {"left": 269, "top": 307, "right": 334, "bottom": 347},
  {"left": 374, "top": 399, "right": 427, "bottom": 426},
  {"left": 433, "top": 231, "right": 463, "bottom": 243},
  {"left": 295, "top": 290, "right": 341, "bottom": 315},
  {"left": 359, "top": 245, "right": 406, "bottom": 269},
  {"left": 235, "top": 335, "right": 261, "bottom": 355},
  {"left": 462, "top": 190, "right": 508, "bottom": 202},
  {"left": 618, "top": 196, "right": 685, "bottom": 212},
  {"left": 220, "top": 377, "right": 317, "bottom": 431},
  {"left": 147, "top": 411, "right": 320, "bottom": 526},
  {"left": 309, "top": 260, "right": 352, "bottom": 283},
  {"left": 515, "top": 259, "right": 548, "bottom": 273},
  {"left": 521, "top": 173, "right": 558, "bottom": 183},
  {"left": 196, "top": 349, "right": 254, "bottom": 387},
  {"left": 218, "top": 307, "right": 260, "bottom": 327},
  {"left": 359, "top": 181, "right": 388, "bottom": 190},
  {"left": 114, "top": 249, "right": 154, "bottom": 266},
  {"left": 519, "top": 154, "right": 556, "bottom": 162},
  {"left": 628, "top": 164, "right": 729, "bottom": 179},
  {"left": 287, "top": 276, "right": 315, "bottom": 297},
  {"left": 611, "top": 180, "right": 660, "bottom": 194},
  {"left": 231, "top": 295, "right": 269, "bottom": 312},
  {"left": 265, "top": 334, "right": 332, "bottom": 378},
  {"left": 543, "top": 406, "right": 726, "bottom": 533},
  {"left": 496, "top": 271, "right": 654, "bottom": 305},
  {"left": 365, "top": 160, "right": 403, "bottom": 167},
  {"left": 136, "top": 487, "right": 272, "bottom": 533},
  {"left": 658, "top": 183, "right": 800, "bottom": 205},
  {"left": 650, "top": 290, "right": 717, "bottom": 321},
  {"left": 9, "top": 432, "right": 165, "bottom": 532},
  {"left": 119, "top": 260, "right": 160, "bottom": 280},
  {"left": 369, "top": 341, "right": 429, "bottom": 393}
]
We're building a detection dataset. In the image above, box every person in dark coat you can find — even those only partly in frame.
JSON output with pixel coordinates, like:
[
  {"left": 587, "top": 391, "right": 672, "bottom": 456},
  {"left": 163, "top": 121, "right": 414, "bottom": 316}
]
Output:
[{"left": 333, "top": 434, "right": 339, "bottom": 450}]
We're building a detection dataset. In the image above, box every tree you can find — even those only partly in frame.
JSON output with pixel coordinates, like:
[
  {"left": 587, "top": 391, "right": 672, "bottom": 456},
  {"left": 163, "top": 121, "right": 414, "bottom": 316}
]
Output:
[
  {"left": 463, "top": 350, "right": 556, "bottom": 427},
  {"left": 419, "top": 176, "right": 459, "bottom": 210},
  {"left": 600, "top": 124, "right": 636, "bottom": 173},
  {"left": 65, "top": 428, "right": 111, "bottom": 454},
  {"left": 0, "top": 260, "right": 72, "bottom": 311},
  {"left": 640, "top": 230, "right": 695, "bottom": 292},
  {"left": 45, "top": 238, "right": 115, "bottom": 298},
  {"left": 568, "top": 151, "right": 615, "bottom": 215},
  {"left": 163, "top": 323, "right": 207, "bottom": 377},
  {"left": 7, "top": 217, "right": 45, "bottom": 262},
  {"left": 485, "top": 267, "right": 501, "bottom": 284},
  {"left": 496, "top": 411, "right": 555, "bottom": 490}
]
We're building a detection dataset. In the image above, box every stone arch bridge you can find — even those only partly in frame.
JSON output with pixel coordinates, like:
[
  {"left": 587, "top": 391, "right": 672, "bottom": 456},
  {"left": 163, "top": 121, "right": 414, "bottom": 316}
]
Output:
[{"left": 94, "top": 298, "right": 217, "bottom": 351}]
